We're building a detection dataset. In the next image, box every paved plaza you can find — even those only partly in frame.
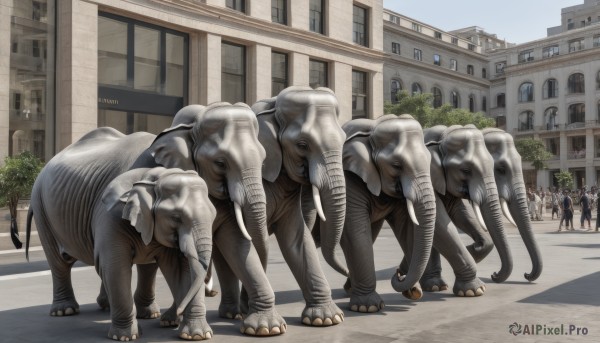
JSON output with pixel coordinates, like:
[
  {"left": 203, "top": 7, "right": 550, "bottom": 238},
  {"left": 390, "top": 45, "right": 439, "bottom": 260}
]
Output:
[{"left": 0, "top": 208, "right": 599, "bottom": 343}]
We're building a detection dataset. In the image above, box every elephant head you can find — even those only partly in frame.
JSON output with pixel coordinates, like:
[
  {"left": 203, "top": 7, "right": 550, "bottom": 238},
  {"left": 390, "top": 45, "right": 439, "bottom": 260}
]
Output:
[
  {"left": 343, "top": 114, "right": 436, "bottom": 293},
  {"left": 252, "top": 86, "right": 347, "bottom": 273},
  {"left": 482, "top": 128, "right": 543, "bottom": 282},
  {"left": 103, "top": 167, "right": 217, "bottom": 316},
  {"left": 425, "top": 125, "right": 513, "bottom": 283},
  {"left": 148, "top": 103, "right": 269, "bottom": 266}
]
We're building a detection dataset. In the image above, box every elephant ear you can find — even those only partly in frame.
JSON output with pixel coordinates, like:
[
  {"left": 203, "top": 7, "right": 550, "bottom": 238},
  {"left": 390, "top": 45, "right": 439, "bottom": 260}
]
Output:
[
  {"left": 149, "top": 125, "right": 196, "bottom": 170},
  {"left": 253, "top": 98, "right": 282, "bottom": 182},
  {"left": 122, "top": 181, "right": 156, "bottom": 246},
  {"left": 427, "top": 143, "right": 446, "bottom": 195},
  {"left": 343, "top": 134, "right": 381, "bottom": 196}
]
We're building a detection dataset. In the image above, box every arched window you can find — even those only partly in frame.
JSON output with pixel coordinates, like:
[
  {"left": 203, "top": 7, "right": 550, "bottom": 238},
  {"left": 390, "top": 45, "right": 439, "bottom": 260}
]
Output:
[
  {"left": 518, "top": 82, "right": 534, "bottom": 102},
  {"left": 432, "top": 87, "right": 442, "bottom": 108},
  {"left": 469, "top": 94, "right": 475, "bottom": 112},
  {"left": 568, "top": 103, "right": 585, "bottom": 124},
  {"left": 496, "top": 93, "right": 505, "bottom": 108},
  {"left": 542, "top": 78, "right": 558, "bottom": 98},
  {"left": 518, "top": 111, "right": 534, "bottom": 131},
  {"left": 482, "top": 96, "right": 487, "bottom": 112},
  {"left": 568, "top": 73, "right": 585, "bottom": 93},
  {"left": 451, "top": 91, "right": 460, "bottom": 108},
  {"left": 467, "top": 65, "right": 474, "bottom": 75},
  {"left": 411, "top": 82, "right": 422, "bottom": 95},
  {"left": 391, "top": 79, "right": 401, "bottom": 103},
  {"left": 544, "top": 107, "right": 558, "bottom": 130}
]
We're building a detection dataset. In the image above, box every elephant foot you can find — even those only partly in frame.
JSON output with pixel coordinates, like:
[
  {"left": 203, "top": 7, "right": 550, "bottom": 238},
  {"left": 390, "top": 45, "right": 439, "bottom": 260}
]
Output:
[
  {"left": 218, "top": 302, "right": 242, "bottom": 320},
  {"left": 240, "top": 309, "right": 286, "bottom": 336},
  {"left": 420, "top": 276, "right": 449, "bottom": 292},
  {"left": 178, "top": 317, "right": 213, "bottom": 340},
  {"left": 97, "top": 293, "right": 110, "bottom": 311},
  {"left": 391, "top": 270, "right": 423, "bottom": 300},
  {"left": 349, "top": 291, "right": 384, "bottom": 313},
  {"left": 205, "top": 289, "right": 219, "bottom": 297},
  {"left": 343, "top": 278, "right": 352, "bottom": 297},
  {"left": 160, "top": 304, "right": 180, "bottom": 327},
  {"left": 136, "top": 301, "right": 161, "bottom": 319},
  {"left": 453, "top": 278, "right": 486, "bottom": 297},
  {"left": 301, "top": 301, "right": 344, "bottom": 326},
  {"left": 108, "top": 321, "right": 140, "bottom": 341},
  {"left": 50, "top": 299, "right": 80, "bottom": 316}
]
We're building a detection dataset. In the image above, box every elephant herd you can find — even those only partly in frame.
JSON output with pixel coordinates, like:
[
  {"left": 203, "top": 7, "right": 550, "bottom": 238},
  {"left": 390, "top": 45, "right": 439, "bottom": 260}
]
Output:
[{"left": 25, "top": 86, "right": 542, "bottom": 341}]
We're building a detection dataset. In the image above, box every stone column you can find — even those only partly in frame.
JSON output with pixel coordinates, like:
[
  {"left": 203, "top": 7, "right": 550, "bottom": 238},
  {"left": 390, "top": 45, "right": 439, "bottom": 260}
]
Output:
[
  {"left": 331, "top": 61, "right": 352, "bottom": 124},
  {"left": 370, "top": 70, "right": 383, "bottom": 120},
  {"left": 559, "top": 131, "right": 568, "bottom": 171},
  {"left": 200, "top": 33, "right": 221, "bottom": 105},
  {"left": 248, "top": 44, "right": 271, "bottom": 104},
  {"left": 0, "top": 2, "right": 11, "bottom": 161},
  {"left": 586, "top": 129, "right": 595, "bottom": 187},
  {"left": 55, "top": 0, "right": 98, "bottom": 151},
  {"left": 290, "top": 52, "right": 309, "bottom": 87}
]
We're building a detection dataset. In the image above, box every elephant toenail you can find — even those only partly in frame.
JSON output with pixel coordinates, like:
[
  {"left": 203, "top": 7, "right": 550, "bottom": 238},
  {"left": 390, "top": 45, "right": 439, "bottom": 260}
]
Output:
[
  {"left": 358, "top": 305, "right": 367, "bottom": 312},
  {"left": 323, "top": 318, "right": 333, "bottom": 326},
  {"left": 257, "top": 327, "right": 270, "bottom": 336},
  {"left": 367, "top": 305, "right": 378, "bottom": 313},
  {"left": 312, "top": 318, "right": 323, "bottom": 326},
  {"left": 302, "top": 317, "right": 311, "bottom": 325},
  {"left": 466, "top": 289, "right": 475, "bottom": 297},
  {"left": 270, "top": 326, "right": 281, "bottom": 335}
]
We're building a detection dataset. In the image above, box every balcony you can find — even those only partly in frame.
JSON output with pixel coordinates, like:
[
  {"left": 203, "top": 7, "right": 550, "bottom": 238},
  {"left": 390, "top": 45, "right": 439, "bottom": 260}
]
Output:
[{"left": 567, "top": 150, "right": 587, "bottom": 159}]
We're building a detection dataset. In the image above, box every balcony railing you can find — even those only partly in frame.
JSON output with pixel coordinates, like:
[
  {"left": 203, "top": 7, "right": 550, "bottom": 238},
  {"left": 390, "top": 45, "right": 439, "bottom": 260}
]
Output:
[
  {"left": 567, "top": 150, "right": 587, "bottom": 159},
  {"left": 514, "top": 120, "right": 600, "bottom": 134}
]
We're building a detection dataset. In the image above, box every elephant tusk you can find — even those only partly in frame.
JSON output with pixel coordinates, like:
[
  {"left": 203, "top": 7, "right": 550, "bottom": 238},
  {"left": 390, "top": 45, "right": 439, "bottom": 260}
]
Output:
[
  {"left": 500, "top": 198, "right": 517, "bottom": 227},
  {"left": 406, "top": 199, "right": 420, "bottom": 226},
  {"left": 312, "top": 185, "right": 327, "bottom": 222},
  {"left": 472, "top": 201, "right": 489, "bottom": 232},
  {"left": 206, "top": 275, "right": 213, "bottom": 292},
  {"left": 234, "top": 202, "right": 252, "bottom": 241}
]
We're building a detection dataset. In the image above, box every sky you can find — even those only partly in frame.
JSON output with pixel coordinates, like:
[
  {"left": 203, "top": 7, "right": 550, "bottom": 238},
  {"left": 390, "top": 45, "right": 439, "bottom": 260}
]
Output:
[{"left": 383, "top": 0, "right": 585, "bottom": 44}]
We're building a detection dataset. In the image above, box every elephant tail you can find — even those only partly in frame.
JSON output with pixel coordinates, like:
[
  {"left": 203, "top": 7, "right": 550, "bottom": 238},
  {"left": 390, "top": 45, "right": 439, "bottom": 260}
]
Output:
[{"left": 26, "top": 207, "right": 33, "bottom": 261}]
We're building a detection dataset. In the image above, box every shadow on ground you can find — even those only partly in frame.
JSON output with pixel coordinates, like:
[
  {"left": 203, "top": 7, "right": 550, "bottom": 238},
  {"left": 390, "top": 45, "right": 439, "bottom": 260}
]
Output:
[
  {"left": 517, "top": 271, "right": 600, "bottom": 306},
  {"left": 555, "top": 243, "right": 600, "bottom": 249}
]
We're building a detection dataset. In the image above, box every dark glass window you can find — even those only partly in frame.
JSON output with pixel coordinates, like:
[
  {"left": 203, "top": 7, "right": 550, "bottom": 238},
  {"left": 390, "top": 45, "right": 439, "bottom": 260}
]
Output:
[
  {"left": 569, "top": 38, "right": 585, "bottom": 52},
  {"left": 32, "top": 40, "right": 40, "bottom": 57},
  {"left": 309, "top": 59, "right": 328, "bottom": 88},
  {"left": 469, "top": 95, "right": 475, "bottom": 112},
  {"left": 434, "top": 31, "right": 442, "bottom": 39},
  {"left": 518, "top": 111, "right": 534, "bottom": 131},
  {"left": 451, "top": 37, "right": 458, "bottom": 45},
  {"left": 352, "top": 70, "right": 368, "bottom": 118},
  {"left": 432, "top": 87, "right": 442, "bottom": 108},
  {"left": 467, "top": 64, "right": 474, "bottom": 75},
  {"left": 450, "top": 59, "right": 457, "bottom": 71},
  {"left": 495, "top": 62, "right": 505, "bottom": 74},
  {"left": 32, "top": 0, "right": 47, "bottom": 22},
  {"left": 497, "top": 93, "right": 505, "bottom": 108},
  {"left": 221, "top": 42, "right": 246, "bottom": 104},
  {"left": 271, "top": 51, "right": 288, "bottom": 96},
  {"left": 413, "top": 49, "right": 422, "bottom": 61},
  {"left": 310, "top": 0, "right": 324, "bottom": 34},
  {"left": 392, "top": 42, "right": 400, "bottom": 54},
  {"left": 390, "top": 80, "right": 401, "bottom": 103},
  {"left": 568, "top": 73, "right": 585, "bottom": 93},
  {"left": 518, "top": 82, "right": 534, "bottom": 102},
  {"left": 543, "top": 45, "right": 559, "bottom": 58},
  {"left": 482, "top": 96, "right": 487, "bottom": 112},
  {"left": 482, "top": 68, "right": 486, "bottom": 78},
  {"left": 568, "top": 103, "right": 585, "bottom": 124},
  {"left": 451, "top": 91, "right": 460, "bottom": 108},
  {"left": 411, "top": 82, "right": 422, "bottom": 95},
  {"left": 226, "top": 0, "right": 245, "bottom": 13},
  {"left": 518, "top": 50, "right": 534, "bottom": 63},
  {"left": 544, "top": 107, "right": 558, "bottom": 130},
  {"left": 433, "top": 54, "right": 440, "bottom": 66},
  {"left": 543, "top": 78, "right": 558, "bottom": 99},
  {"left": 353, "top": 5, "right": 368, "bottom": 47},
  {"left": 272, "top": 0, "right": 287, "bottom": 25}
]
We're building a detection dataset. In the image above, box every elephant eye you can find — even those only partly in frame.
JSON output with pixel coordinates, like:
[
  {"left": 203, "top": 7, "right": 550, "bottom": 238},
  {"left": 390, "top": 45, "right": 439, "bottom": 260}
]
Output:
[
  {"left": 171, "top": 214, "right": 182, "bottom": 223},
  {"left": 296, "top": 141, "right": 309, "bottom": 151},
  {"left": 214, "top": 160, "right": 226, "bottom": 169},
  {"left": 460, "top": 167, "right": 471, "bottom": 175}
]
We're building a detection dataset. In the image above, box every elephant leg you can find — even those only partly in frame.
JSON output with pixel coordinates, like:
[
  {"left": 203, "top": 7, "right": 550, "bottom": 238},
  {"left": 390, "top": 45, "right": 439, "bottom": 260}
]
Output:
[
  {"left": 273, "top": 211, "right": 344, "bottom": 325},
  {"left": 155, "top": 248, "right": 212, "bottom": 340},
  {"left": 419, "top": 249, "right": 448, "bottom": 292},
  {"left": 204, "top": 258, "right": 218, "bottom": 297},
  {"left": 214, "top": 220, "right": 286, "bottom": 336},
  {"left": 212, "top": 243, "right": 242, "bottom": 320},
  {"left": 433, "top": 197, "right": 485, "bottom": 297},
  {"left": 342, "top": 219, "right": 384, "bottom": 297},
  {"left": 97, "top": 283, "right": 109, "bottom": 310},
  {"left": 134, "top": 263, "right": 161, "bottom": 319},
  {"left": 36, "top": 220, "right": 79, "bottom": 316},
  {"left": 450, "top": 200, "right": 493, "bottom": 263},
  {"left": 301, "top": 184, "right": 319, "bottom": 245}
]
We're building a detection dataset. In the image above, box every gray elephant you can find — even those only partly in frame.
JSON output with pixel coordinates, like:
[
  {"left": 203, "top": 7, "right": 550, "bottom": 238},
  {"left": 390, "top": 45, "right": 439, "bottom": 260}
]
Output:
[
  {"left": 26, "top": 103, "right": 286, "bottom": 338},
  {"left": 214, "top": 86, "right": 346, "bottom": 327},
  {"left": 28, "top": 167, "right": 216, "bottom": 340}
]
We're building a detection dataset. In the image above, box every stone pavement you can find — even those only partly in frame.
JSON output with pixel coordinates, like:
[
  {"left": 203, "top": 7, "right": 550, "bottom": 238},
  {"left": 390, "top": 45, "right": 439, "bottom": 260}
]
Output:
[{"left": 0, "top": 209, "right": 599, "bottom": 343}]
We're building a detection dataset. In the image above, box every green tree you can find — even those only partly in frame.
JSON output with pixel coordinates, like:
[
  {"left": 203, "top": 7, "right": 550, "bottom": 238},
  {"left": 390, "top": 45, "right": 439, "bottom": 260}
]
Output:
[
  {"left": 514, "top": 138, "right": 552, "bottom": 171},
  {"left": 554, "top": 170, "right": 574, "bottom": 189},
  {"left": 0, "top": 151, "right": 44, "bottom": 249},
  {"left": 429, "top": 104, "right": 496, "bottom": 129},
  {"left": 384, "top": 91, "right": 432, "bottom": 124}
]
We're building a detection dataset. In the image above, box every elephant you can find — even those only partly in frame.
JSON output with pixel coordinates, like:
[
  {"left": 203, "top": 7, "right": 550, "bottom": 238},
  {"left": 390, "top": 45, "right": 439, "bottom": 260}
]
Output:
[
  {"left": 26, "top": 102, "right": 286, "bottom": 338},
  {"left": 28, "top": 167, "right": 216, "bottom": 340},
  {"left": 212, "top": 86, "right": 347, "bottom": 327}
]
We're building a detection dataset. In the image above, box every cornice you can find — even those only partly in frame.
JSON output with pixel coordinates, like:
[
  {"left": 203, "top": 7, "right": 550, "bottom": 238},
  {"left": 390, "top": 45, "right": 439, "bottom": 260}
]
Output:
[{"left": 505, "top": 47, "right": 600, "bottom": 76}]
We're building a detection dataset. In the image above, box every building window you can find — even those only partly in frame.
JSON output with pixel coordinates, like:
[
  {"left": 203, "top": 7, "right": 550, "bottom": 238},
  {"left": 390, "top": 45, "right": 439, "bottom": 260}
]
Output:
[
  {"left": 568, "top": 103, "right": 585, "bottom": 125},
  {"left": 271, "top": 0, "right": 287, "bottom": 25},
  {"left": 450, "top": 59, "right": 457, "bottom": 71},
  {"left": 392, "top": 42, "right": 400, "bottom": 55},
  {"left": 432, "top": 87, "right": 442, "bottom": 108},
  {"left": 226, "top": 0, "right": 245, "bottom": 13},
  {"left": 221, "top": 42, "right": 246, "bottom": 104},
  {"left": 414, "top": 48, "right": 422, "bottom": 61},
  {"left": 547, "top": 138, "right": 558, "bottom": 155},
  {"left": 518, "top": 50, "right": 534, "bottom": 63},
  {"left": 469, "top": 95, "right": 475, "bottom": 112},
  {"left": 309, "top": 59, "right": 328, "bottom": 88},
  {"left": 451, "top": 91, "right": 460, "bottom": 108},
  {"left": 451, "top": 37, "right": 458, "bottom": 45},
  {"left": 543, "top": 78, "right": 558, "bottom": 99},
  {"left": 568, "top": 73, "right": 585, "bottom": 93},
  {"left": 271, "top": 51, "right": 288, "bottom": 96},
  {"left": 567, "top": 18, "right": 574, "bottom": 30},
  {"left": 12, "top": 92, "right": 21, "bottom": 111},
  {"left": 597, "top": 70, "right": 600, "bottom": 89},
  {"left": 518, "top": 82, "right": 534, "bottom": 102},
  {"left": 569, "top": 38, "right": 585, "bottom": 52},
  {"left": 433, "top": 54, "right": 440, "bottom": 66},
  {"left": 518, "top": 111, "right": 534, "bottom": 131},
  {"left": 594, "top": 35, "right": 600, "bottom": 47},
  {"left": 353, "top": 5, "right": 368, "bottom": 47},
  {"left": 390, "top": 80, "right": 401, "bottom": 103},
  {"left": 411, "top": 82, "right": 422, "bottom": 95},
  {"left": 412, "top": 23, "right": 421, "bottom": 32},
  {"left": 352, "top": 70, "right": 368, "bottom": 118},
  {"left": 482, "top": 68, "right": 487, "bottom": 79},
  {"left": 497, "top": 93, "right": 505, "bottom": 108},
  {"left": 434, "top": 31, "right": 442, "bottom": 39},
  {"left": 542, "top": 45, "right": 559, "bottom": 58},
  {"left": 467, "top": 64, "right": 474, "bottom": 75},
  {"left": 309, "top": 0, "right": 325, "bottom": 34},
  {"left": 468, "top": 43, "right": 475, "bottom": 51},
  {"left": 495, "top": 62, "right": 505, "bottom": 74},
  {"left": 570, "top": 136, "right": 586, "bottom": 159},
  {"left": 482, "top": 96, "right": 487, "bottom": 112},
  {"left": 390, "top": 15, "right": 399, "bottom": 24},
  {"left": 544, "top": 107, "right": 558, "bottom": 130},
  {"left": 32, "top": 0, "right": 47, "bottom": 22}
]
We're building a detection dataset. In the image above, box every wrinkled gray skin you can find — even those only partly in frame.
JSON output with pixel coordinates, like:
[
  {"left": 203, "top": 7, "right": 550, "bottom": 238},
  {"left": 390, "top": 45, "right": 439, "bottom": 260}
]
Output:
[
  {"left": 328, "top": 114, "right": 436, "bottom": 312},
  {"left": 27, "top": 103, "right": 286, "bottom": 339},
  {"left": 214, "top": 86, "right": 346, "bottom": 326}
]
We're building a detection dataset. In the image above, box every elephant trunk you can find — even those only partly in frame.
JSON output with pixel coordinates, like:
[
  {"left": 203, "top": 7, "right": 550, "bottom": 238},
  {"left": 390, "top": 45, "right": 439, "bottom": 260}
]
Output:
[
  {"left": 177, "top": 223, "right": 212, "bottom": 316},
  {"left": 509, "top": 178, "right": 543, "bottom": 281},
  {"left": 480, "top": 176, "right": 513, "bottom": 283},
  {"left": 312, "top": 151, "right": 347, "bottom": 276},
  {"left": 239, "top": 172, "right": 269, "bottom": 270},
  {"left": 391, "top": 175, "right": 436, "bottom": 293}
]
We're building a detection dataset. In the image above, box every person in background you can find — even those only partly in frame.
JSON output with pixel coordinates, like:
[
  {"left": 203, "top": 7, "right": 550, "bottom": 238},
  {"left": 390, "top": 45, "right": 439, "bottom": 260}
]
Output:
[
  {"left": 538, "top": 186, "right": 546, "bottom": 219},
  {"left": 558, "top": 190, "right": 574, "bottom": 232},
  {"left": 551, "top": 188, "right": 560, "bottom": 220},
  {"left": 580, "top": 189, "right": 591, "bottom": 230},
  {"left": 528, "top": 188, "right": 537, "bottom": 221}
]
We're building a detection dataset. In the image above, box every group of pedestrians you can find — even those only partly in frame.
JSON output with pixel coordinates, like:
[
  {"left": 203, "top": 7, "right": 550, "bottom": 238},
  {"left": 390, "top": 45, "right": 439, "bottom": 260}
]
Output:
[{"left": 556, "top": 186, "right": 599, "bottom": 232}]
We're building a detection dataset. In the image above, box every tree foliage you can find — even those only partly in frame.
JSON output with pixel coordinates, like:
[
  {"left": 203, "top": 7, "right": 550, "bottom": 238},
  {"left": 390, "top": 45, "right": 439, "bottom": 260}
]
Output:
[
  {"left": 514, "top": 138, "right": 552, "bottom": 171},
  {"left": 554, "top": 170, "right": 574, "bottom": 189},
  {"left": 384, "top": 91, "right": 496, "bottom": 129}
]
